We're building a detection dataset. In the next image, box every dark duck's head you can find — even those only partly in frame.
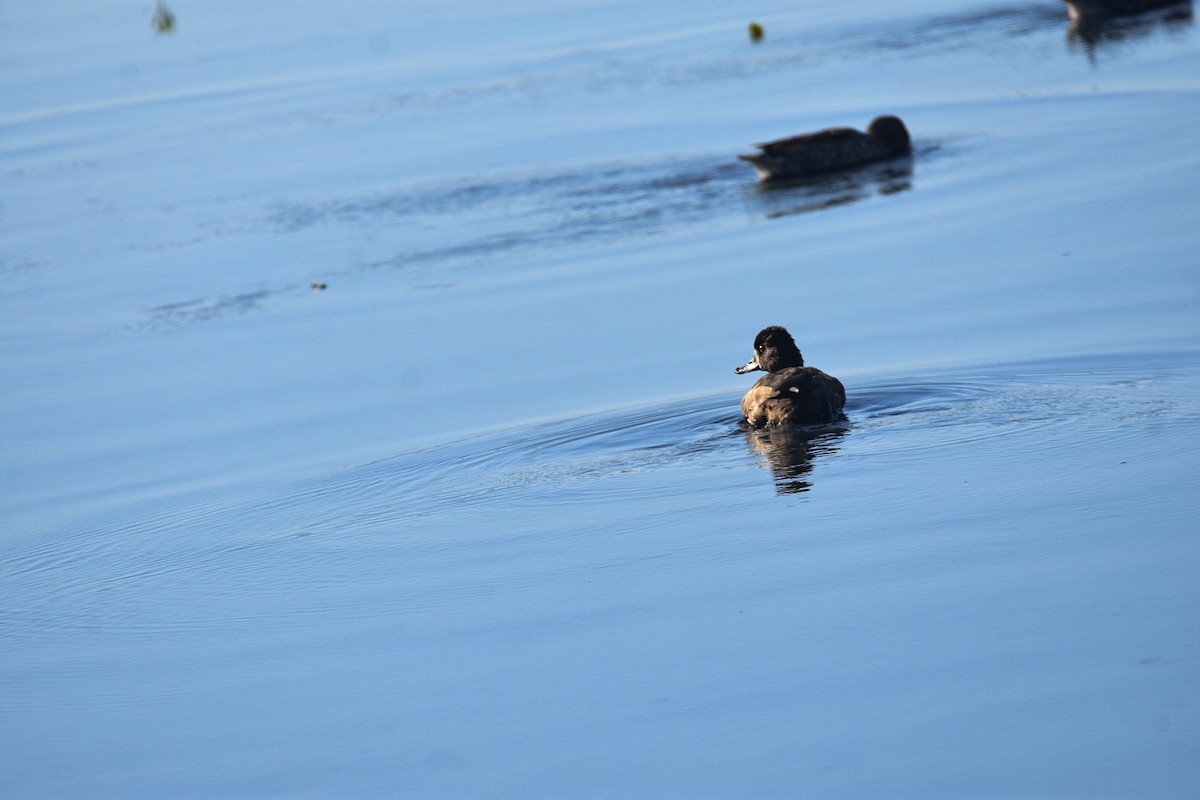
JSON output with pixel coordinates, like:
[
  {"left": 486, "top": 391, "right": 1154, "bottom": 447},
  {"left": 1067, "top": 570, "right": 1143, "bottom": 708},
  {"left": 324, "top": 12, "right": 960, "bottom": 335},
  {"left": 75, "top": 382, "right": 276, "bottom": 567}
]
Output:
[
  {"left": 735, "top": 325, "right": 805, "bottom": 374},
  {"left": 868, "top": 115, "right": 912, "bottom": 157}
]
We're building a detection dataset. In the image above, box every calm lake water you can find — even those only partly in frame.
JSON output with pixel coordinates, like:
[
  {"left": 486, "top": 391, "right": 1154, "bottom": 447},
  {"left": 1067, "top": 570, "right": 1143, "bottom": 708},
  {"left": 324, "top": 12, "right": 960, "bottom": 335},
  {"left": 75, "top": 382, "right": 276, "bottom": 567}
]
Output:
[{"left": 3, "top": 1, "right": 1199, "bottom": 796}]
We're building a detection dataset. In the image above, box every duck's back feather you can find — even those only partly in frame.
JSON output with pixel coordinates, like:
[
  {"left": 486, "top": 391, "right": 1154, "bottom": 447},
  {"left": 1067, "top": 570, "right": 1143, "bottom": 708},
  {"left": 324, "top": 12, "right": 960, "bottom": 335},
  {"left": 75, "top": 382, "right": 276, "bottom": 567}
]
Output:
[{"left": 742, "top": 366, "right": 846, "bottom": 427}]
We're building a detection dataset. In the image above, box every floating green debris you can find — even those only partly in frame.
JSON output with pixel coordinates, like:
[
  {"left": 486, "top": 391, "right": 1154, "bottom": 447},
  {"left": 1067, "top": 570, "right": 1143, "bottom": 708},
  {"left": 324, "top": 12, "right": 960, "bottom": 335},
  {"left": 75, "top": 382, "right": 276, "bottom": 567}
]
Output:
[
  {"left": 152, "top": 1, "right": 176, "bottom": 35},
  {"left": 748, "top": 21, "right": 765, "bottom": 43},
  {"left": 311, "top": 281, "right": 328, "bottom": 291}
]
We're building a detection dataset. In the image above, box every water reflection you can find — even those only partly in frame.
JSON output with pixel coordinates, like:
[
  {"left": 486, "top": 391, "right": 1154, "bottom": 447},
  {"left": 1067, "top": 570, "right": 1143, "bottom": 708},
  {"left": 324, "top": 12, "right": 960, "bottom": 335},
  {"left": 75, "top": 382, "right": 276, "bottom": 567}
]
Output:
[
  {"left": 742, "top": 423, "right": 848, "bottom": 495},
  {"left": 1066, "top": 3, "right": 1193, "bottom": 56},
  {"left": 749, "top": 155, "right": 915, "bottom": 221}
]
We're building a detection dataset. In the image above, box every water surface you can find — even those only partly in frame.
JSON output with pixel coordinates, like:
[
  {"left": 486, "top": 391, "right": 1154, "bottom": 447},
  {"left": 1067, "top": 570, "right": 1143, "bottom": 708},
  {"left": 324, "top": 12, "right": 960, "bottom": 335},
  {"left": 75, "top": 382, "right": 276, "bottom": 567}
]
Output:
[{"left": 2, "top": 1, "right": 1198, "bottom": 796}]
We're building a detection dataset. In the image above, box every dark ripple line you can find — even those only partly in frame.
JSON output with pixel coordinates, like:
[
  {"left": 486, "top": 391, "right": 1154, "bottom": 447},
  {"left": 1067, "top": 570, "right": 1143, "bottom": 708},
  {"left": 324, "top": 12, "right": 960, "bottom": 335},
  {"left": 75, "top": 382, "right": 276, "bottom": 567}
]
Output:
[{"left": 349, "top": 5, "right": 1066, "bottom": 123}]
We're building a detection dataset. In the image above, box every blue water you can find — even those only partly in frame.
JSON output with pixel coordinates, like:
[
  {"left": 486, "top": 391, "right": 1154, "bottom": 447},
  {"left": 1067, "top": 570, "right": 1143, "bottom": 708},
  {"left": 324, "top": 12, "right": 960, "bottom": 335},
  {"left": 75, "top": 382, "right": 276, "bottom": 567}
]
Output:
[{"left": 2, "top": 1, "right": 1199, "bottom": 796}]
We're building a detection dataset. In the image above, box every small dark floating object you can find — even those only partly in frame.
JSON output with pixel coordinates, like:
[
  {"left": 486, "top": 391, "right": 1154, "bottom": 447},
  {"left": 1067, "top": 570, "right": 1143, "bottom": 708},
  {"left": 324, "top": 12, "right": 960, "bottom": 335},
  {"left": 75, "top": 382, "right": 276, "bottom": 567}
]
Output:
[
  {"left": 310, "top": 281, "right": 327, "bottom": 291},
  {"left": 735, "top": 326, "right": 845, "bottom": 428},
  {"left": 748, "top": 22, "right": 765, "bottom": 42},
  {"left": 152, "top": 0, "right": 176, "bottom": 34},
  {"left": 740, "top": 115, "right": 912, "bottom": 183},
  {"left": 1063, "top": 0, "right": 1191, "bottom": 22}
]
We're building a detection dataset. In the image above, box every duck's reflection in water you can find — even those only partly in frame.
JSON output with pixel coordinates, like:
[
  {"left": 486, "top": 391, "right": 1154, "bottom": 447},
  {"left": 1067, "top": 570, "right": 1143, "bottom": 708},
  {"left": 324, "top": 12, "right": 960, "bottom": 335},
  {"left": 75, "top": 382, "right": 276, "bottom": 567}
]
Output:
[
  {"left": 749, "top": 154, "right": 915, "bottom": 221},
  {"left": 1066, "top": 2, "right": 1193, "bottom": 56},
  {"left": 741, "top": 423, "right": 848, "bottom": 495}
]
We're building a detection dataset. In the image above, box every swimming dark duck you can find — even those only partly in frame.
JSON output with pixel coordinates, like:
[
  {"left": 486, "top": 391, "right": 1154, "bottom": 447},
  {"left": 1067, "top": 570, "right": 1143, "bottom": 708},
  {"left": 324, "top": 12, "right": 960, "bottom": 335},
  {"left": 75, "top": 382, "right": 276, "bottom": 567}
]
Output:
[
  {"left": 735, "top": 326, "right": 846, "bottom": 427},
  {"left": 739, "top": 115, "right": 912, "bottom": 183},
  {"left": 1062, "top": 0, "right": 1190, "bottom": 22}
]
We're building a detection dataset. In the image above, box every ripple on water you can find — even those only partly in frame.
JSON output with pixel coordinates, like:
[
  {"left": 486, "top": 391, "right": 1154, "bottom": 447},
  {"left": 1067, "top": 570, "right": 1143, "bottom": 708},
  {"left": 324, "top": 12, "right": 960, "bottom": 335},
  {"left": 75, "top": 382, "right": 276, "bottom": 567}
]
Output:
[
  {"left": 287, "top": 349, "right": 1199, "bottom": 518},
  {"left": 284, "top": 391, "right": 745, "bottom": 534},
  {"left": 846, "top": 351, "right": 1195, "bottom": 458},
  {"left": 4, "top": 351, "right": 1195, "bottom": 643},
  {"left": 138, "top": 146, "right": 944, "bottom": 330}
]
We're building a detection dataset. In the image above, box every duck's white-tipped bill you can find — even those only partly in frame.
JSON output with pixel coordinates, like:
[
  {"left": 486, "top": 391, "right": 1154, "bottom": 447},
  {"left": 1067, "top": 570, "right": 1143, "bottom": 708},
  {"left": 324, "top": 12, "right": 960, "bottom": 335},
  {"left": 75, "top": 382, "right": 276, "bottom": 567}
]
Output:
[{"left": 735, "top": 358, "right": 761, "bottom": 375}]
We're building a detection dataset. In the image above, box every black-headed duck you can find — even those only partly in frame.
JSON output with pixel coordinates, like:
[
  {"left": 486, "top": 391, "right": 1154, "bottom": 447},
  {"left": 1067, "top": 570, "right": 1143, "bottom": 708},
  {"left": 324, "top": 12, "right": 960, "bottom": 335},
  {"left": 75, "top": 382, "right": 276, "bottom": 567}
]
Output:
[
  {"left": 735, "top": 326, "right": 846, "bottom": 427},
  {"left": 740, "top": 116, "right": 912, "bottom": 183},
  {"left": 1063, "top": 0, "right": 1190, "bottom": 22}
]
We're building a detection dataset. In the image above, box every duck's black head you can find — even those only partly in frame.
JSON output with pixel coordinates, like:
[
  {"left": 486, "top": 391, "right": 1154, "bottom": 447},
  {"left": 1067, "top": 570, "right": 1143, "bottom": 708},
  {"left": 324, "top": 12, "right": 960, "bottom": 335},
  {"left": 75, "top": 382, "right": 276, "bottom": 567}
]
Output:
[
  {"left": 735, "top": 325, "right": 805, "bottom": 374},
  {"left": 868, "top": 115, "right": 912, "bottom": 156}
]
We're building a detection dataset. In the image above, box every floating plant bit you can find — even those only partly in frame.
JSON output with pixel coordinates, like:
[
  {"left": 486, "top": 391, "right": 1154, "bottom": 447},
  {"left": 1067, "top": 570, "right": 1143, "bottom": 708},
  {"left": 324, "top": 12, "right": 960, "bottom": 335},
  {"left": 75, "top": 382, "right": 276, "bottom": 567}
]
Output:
[
  {"left": 311, "top": 281, "right": 328, "bottom": 291},
  {"left": 748, "top": 22, "right": 765, "bottom": 42},
  {"left": 152, "top": 1, "right": 176, "bottom": 34}
]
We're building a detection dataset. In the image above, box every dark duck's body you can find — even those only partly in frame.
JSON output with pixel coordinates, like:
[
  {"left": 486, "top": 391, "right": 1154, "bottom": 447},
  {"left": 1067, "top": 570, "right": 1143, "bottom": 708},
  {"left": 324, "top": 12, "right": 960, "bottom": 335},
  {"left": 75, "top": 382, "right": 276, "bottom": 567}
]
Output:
[
  {"left": 739, "top": 115, "right": 912, "bottom": 183},
  {"left": 1063, "top": 0, "right": 1190, "bottom": 22},
  {"left": 735, "top": 326, "right": 846, "bottom": 427}
]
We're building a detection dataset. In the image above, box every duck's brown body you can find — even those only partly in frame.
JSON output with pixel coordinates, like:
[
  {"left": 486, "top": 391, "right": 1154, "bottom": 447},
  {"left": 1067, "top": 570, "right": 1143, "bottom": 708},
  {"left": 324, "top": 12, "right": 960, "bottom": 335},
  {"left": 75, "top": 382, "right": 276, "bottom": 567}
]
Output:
[
  {"left": 740, "top": 366, "right": 846, "bottom": 428},
  {"left": 735, "top": 326, "right": 845, "bottom": 427},
  {"left": 740, "top": 115, "right": 911, "bottom": 183}
]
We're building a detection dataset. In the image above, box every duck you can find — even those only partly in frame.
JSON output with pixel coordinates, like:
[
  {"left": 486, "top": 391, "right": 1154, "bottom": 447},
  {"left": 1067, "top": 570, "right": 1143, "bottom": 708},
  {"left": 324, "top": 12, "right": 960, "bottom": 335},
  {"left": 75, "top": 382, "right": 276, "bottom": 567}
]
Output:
[
  {"left": 739, "top": 115, "right": 912, "bottom": 183},
  {"left": 1062, "top": 0, "right": 1190, "bottom": 22},
  {"left": 735, "top": 326, "right": 846, "bottom": 427}
]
